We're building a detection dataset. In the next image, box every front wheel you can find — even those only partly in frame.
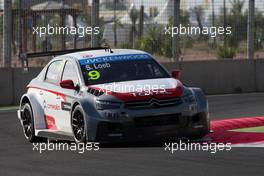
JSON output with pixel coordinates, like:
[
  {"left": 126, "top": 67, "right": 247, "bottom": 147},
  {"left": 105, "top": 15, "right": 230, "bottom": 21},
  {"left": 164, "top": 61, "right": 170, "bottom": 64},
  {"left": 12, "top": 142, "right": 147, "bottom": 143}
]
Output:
[{"left": 71, "top": 105, "right": 87, "bottom": 143}]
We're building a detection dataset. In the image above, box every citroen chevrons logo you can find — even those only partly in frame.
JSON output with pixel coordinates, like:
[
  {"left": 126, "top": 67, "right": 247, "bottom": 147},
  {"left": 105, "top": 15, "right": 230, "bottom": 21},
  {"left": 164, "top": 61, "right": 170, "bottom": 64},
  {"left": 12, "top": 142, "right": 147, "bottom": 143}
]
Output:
[
  {"left": 143, "top": 98, "right": 180, "bottom": 107},
  {"left": 149, "top": 98, "right": 161, "bottom": 107}
]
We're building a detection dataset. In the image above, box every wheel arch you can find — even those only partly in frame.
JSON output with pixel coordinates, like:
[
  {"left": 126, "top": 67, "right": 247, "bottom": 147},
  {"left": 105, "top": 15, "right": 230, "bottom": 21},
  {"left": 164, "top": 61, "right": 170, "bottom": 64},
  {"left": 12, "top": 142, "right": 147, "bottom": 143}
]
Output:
[
  {"left": 70, "top": 99, "right": 99, "bottom": 117},
  {"left": 70, "top": 99, "right": 100, "bottom": 142},
  {"left": 19, "top": 93, "right": 46, "bottom": 131},
  {"left": 20, "top": 94, "right": 31, "bottom": 108},
  {"left": 190, "top": 87, "right": 209, "bottom": 113},
  {"left": 71, "top": 101, "right": 81, "bottom": 116}
]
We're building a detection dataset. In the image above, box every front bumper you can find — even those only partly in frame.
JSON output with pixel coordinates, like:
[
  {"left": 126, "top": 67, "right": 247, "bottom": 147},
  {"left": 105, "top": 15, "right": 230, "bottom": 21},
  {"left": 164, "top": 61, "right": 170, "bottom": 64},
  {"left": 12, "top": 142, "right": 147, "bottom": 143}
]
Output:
[{"left": 92, "top": 112, "right": 209, "bottom": 143}]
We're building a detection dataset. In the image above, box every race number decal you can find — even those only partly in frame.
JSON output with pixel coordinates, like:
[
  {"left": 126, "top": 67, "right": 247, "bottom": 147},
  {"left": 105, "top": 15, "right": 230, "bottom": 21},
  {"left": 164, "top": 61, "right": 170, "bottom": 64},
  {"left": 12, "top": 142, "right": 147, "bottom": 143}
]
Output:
[{"left": 88, "top": 70, "right": 100, "bottom": 80}]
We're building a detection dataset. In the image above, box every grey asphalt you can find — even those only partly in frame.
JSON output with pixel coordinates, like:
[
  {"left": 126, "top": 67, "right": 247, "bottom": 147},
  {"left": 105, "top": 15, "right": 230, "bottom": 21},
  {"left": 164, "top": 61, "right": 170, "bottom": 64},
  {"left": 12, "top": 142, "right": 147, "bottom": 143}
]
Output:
[{"left": 0, "top": 93, "right": 264, "bottom": 176}]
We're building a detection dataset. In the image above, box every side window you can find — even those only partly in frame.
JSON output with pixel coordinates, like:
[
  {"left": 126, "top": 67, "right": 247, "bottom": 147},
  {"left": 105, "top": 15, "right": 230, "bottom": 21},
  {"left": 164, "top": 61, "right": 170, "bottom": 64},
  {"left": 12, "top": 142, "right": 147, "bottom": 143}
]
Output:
[
  {"left": 45, "top": 61, "right": 63, "bottom": 84},
  {"left": 62, "top": 61, "right": 79, "bottom": 85}
]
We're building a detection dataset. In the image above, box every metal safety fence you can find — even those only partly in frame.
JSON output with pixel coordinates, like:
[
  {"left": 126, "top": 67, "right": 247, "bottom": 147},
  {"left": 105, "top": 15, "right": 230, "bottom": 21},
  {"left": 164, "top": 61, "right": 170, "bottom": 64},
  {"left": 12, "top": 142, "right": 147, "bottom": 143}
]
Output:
[{"left": 1, "top": 0, "right": 264, "bottom": 67}]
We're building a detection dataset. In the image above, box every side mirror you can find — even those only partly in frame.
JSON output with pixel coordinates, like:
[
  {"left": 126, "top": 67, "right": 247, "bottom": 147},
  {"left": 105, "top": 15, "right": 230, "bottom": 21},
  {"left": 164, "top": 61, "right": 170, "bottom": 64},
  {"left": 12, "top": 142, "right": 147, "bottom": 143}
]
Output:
[
  {"left": 171, "top": 69, "right": 182, "bottom": 80},
  {"left": 60, "top": 80, "right": 76, "bottom": 90}
]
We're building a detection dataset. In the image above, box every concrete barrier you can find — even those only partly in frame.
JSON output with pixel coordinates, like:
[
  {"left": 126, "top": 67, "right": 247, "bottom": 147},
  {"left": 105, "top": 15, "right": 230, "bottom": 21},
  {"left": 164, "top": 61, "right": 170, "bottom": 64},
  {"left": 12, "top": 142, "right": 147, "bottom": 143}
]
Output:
[
  {"left": 162, "top": 60, "right": 257, "bottom": 94},
  {"left": 0, "top": 68, "right": 13, "bottom": 106},
  {"left": 0, "top": 68, "right": 42, "bottom": 106},
  {"left": 13, "top": 68, "right": 41, "bottom": 104},
  {"left": 255, "top": 59, "right": 264, "bottom": 92},
  {"left": 0, "top": 59, "right": 264, "bottom": 106}
]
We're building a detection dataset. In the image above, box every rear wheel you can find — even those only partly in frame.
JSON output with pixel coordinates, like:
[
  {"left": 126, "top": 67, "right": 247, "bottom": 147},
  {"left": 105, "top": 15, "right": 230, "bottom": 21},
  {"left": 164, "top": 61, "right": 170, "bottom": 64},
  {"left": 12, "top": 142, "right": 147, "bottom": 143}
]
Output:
[
  {"left": 21, "top": 103, "right": 46, "bottom": 142},
  {"left": 71, "top": 105, "right": 87, "bottom": 143}
]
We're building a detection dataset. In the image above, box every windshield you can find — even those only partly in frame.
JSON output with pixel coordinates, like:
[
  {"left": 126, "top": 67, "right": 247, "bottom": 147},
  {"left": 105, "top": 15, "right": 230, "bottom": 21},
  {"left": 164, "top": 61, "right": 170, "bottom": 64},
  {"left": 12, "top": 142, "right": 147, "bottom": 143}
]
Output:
[{"left": 79, "top": 54, "right": 170, "bottom": 85}]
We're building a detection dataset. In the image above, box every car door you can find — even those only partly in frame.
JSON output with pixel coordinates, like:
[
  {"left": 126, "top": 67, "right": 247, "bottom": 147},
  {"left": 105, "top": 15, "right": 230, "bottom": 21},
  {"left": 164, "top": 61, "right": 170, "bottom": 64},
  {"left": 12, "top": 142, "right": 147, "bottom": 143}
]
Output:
[
  {"left": 57, "top": 60, "right": 81, "bottom": 133},
  {"left": 43, "top": 60, "right": 65, "bottom": 131}
]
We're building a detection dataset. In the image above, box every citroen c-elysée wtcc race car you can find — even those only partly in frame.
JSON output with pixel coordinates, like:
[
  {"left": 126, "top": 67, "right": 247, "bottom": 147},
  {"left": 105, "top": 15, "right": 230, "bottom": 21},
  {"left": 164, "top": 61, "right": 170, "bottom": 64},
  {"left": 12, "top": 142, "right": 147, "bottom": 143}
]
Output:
[{"left": 17, "top": 48, "right": 210, "bottom": 143}]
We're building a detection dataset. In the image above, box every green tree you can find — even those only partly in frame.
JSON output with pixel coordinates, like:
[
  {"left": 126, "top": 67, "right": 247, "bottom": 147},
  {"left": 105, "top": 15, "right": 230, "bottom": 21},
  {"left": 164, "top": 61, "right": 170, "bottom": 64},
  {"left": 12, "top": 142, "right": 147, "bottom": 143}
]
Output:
[
  {"left": 227, "top": 0, "right": 247, "bottom": 47},
  {"left": 254, "top": 10, "right": 264, "bottom": 50},
  {"left": 135, "top": 9, "right": 190, "bottom": 57},
  {"left": 113, "top": 18, "right": 123, "bottom": 47},
  {"left": 180, "top": 9, "right": 190, "bottom": 25},
  {"left": 215, "top": 0, "right": 247, "bottom": 55},
  {"left": 12, "top": 0, "right": 19, "bottom": 8},
  {"left": 191, "top": 6, "right": 204, "bottom": 38},
  {"left": 162, "top": 11, "right": 190, "bottom": 57},
  {"left": 135, "top": 24, "right": 163, "bottom": 54},
  {"left": 129, "top": 6, "right": 139, "bottom": 48}
]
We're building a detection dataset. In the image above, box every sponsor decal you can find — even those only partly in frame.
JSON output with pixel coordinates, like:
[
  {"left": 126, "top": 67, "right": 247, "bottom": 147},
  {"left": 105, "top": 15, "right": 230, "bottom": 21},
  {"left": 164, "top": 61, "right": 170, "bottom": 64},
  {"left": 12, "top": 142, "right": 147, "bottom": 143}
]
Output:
[
  {"left": 79, "top": 54, "right": 151, "bottom": 65},
  {"left": 131, "top": 89, "right": 173, "bottom": 97},
  {"left": 61, "top": 101, "right": 71, "bottom": 111},
  {"left": 80, "top": 54, "right": 93, "bottom": 58},
  {"left": 85, "top": 62, "right": 111, "bottom": 71},
  {"left": 47, "top": 103, "right": 60, "bottom": 111}
]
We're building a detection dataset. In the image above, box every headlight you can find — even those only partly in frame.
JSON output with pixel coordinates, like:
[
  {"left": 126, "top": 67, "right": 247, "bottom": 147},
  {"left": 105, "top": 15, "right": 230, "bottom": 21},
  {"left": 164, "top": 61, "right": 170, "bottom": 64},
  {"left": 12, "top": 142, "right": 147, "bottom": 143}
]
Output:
[
  {"left": 182, "top": 93, "right": 196, "bottom": 103},
  {"left": 95, "top": 100, "right": 122, "bottom": 110}
]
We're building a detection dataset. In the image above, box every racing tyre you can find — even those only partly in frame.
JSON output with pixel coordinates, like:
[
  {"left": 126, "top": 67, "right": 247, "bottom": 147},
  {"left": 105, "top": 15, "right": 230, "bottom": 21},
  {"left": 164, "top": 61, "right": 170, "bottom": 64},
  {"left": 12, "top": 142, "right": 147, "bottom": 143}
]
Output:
[
  {"left": 71, "top": 105, "right": 87, "bottom": 143},
  {"left": 21, "top": 103, "right": 46, "bottom": 143}
]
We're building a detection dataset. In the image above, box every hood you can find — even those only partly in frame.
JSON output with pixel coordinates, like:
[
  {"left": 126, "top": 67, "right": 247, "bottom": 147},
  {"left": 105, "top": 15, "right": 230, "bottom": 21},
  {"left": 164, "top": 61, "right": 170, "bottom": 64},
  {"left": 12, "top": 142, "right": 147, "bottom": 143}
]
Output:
[{"left": 89, "top": 78, "right": 183, "bottom": 101}]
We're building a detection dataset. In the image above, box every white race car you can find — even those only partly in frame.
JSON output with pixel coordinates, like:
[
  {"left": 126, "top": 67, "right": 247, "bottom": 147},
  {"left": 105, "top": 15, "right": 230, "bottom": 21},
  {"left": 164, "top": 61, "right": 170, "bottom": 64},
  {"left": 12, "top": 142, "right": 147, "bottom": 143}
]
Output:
[{"left": 18, "top": 48, "right": 210, "bottom": 143}]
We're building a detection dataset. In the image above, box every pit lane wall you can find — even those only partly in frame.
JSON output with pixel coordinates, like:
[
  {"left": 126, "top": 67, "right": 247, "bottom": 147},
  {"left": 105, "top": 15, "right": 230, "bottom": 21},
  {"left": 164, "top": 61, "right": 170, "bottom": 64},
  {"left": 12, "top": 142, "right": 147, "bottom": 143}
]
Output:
[
  {"left": 164, "top": 59, "right": 264, "bottom": 94},
  {"left": 1, "top": 59, "right": 264, "bottom": 106},
  {"left": 0, "top": 68, "right": 41, "bottom": 106}
]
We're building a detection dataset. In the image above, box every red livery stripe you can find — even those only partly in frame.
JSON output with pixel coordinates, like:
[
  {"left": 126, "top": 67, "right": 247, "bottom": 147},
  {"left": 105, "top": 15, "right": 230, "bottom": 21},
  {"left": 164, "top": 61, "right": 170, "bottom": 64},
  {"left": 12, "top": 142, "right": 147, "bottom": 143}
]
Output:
[
  {"left": 45, "top": 115, "right": 58, "bottom": 130},
  {"left": 27, "top": 86, "right": 67, "bottom": 101},
  {"left": 88, "top": 81, "right": 183, "bottom": 101}
]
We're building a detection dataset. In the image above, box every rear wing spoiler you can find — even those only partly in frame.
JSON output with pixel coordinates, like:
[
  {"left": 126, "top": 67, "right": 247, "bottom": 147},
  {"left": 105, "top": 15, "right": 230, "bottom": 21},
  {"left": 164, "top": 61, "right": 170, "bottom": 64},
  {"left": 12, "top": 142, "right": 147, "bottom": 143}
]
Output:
[{"left": 18, "top": 47, "right": 113, "bottom": 71}]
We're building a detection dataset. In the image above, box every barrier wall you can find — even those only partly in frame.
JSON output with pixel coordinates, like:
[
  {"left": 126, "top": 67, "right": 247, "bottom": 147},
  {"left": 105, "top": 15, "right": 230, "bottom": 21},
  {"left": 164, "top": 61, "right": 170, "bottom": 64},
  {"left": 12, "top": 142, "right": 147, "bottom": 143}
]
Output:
[
  {"left": 0, "top": 68, "right": 40, "bottom": 106},
  {"left": 0, "top": 59, "right": 264, "bottom": 106},
  {"left": 0, "top": 68, "right": 13, "bottom": 105},
  {"left": 255, "top": 60, "right": 264, "bottom": 92},
  {"left": 163, "top": 59, "right": 258, "bottom": 94},
  {"left": 12, "top": 68, "right": 42, "bottom": 104}
]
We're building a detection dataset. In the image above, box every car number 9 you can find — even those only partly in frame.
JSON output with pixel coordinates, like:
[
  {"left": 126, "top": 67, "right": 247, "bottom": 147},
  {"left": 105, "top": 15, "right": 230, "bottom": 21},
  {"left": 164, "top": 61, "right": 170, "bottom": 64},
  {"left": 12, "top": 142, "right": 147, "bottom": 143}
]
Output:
[{"left": 88, "top": 70, "right": 100, "bottom": 80}]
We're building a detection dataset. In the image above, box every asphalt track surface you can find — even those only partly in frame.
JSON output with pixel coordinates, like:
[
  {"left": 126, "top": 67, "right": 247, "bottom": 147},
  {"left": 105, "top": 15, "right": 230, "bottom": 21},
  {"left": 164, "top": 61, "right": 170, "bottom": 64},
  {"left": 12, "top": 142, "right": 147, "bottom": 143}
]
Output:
[{"left": 1, "top": 93, "right": 264, "bottom": 176}]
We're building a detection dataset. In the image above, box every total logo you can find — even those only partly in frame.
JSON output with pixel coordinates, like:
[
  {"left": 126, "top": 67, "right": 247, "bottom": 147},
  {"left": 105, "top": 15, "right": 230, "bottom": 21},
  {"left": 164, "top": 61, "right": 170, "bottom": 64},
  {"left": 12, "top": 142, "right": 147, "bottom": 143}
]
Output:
[
  {"left": 81, "top": 54, "right": 93, "bottom": 58},
  {"left": 43, "top": 100, "right": 60, "bottom": 111}
]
